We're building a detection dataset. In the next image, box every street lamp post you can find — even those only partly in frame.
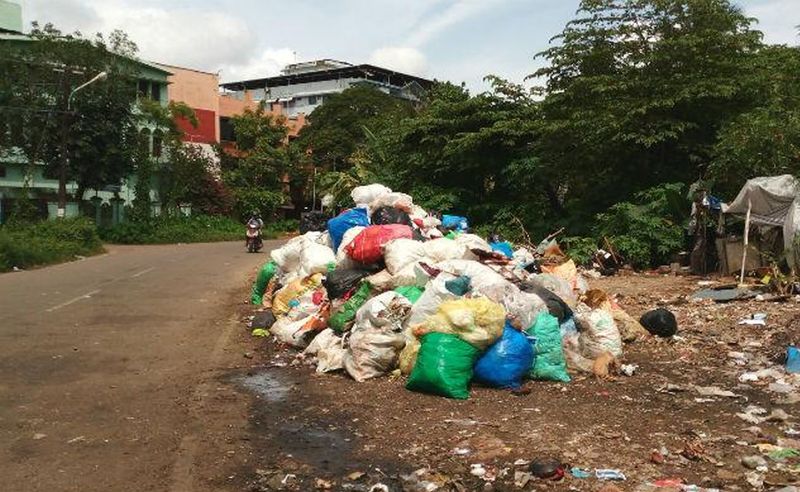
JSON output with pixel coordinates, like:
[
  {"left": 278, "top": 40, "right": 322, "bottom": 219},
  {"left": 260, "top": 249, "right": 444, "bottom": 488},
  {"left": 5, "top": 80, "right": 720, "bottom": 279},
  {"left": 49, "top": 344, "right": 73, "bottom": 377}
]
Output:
[{"left": 57, "top": 71, "right": 108, "bottom": 219}]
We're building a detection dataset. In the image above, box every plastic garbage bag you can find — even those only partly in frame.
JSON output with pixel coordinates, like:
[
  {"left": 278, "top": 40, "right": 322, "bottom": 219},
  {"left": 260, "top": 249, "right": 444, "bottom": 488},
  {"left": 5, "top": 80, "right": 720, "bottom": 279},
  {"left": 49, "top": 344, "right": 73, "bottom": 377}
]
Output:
[
  {"left": 526, "top": 312, "right": 571, "bottom": 382},
  {"left": 335, "top": 225, "right": 366, "bottom": 269},
  {"left": 639, "top": 308, "right": 678, "bottom": 338},
  {"left": 304, "top": 329, "right": 346, "bottom": 373},
  {"left": 519, "top": 280, "right": 573, "bottom": 323},
  {"left": 354, "top": 291, "right": 412, "bottom": 332},
  {"left": 441, "top": 214, "right": 469, "bottom": 232},
  {"left": 298, "top": 240, "right": 336, "bottom": 277},
  {"left": 530, "top": 273, "right": 577, "bottom": 306},
  {"left": 406, "top": 273, "right": 461, "bottom": 327},
  {"left": 575, "top": 305, "right": 623, "bottom": 358},
  {"left": 453, "top": 233, "right": 491, "bottom": 253},
  {"left": 346, "top": 224, "right": 413, "bottom": 264},
  {"left": 384, "top": 238, "right": 426, "bottom": 274},
  {"left": 369, "top": 192, "right": 413, "bottom": 212},
  {"left": 251, "top": 260, "right": 278, "bottom": 305},
  {"left": 323, "top": 268, "right": 373, "bottom": 300},
  {"left": 398, "top": 333, "right": 421, "bottom": 376},
  {"left": 489, "top": 241, "right": 514, "bottom": 258},
  {"left": 299, "top": 211, "right": 329, "bottom": 234},
  {"left": 270, "top": 302, "right": 329, "bottom": 348},
  {"left": 365, "top": 269, "right": 395, "bottom": 291},
  {"left": 351, "top": 183, "right": 392, "bottom": 206},
  {"left": 343, "top": 292, "right": 412, "bottom": 381},
  {"left": 329, "top": 281, "right": 373, "bottom": 333},
  {"left": 395, "top": 285, "right": 424, "bottom": 304},
  {"left": 344, "top": 328, "right": 406, "bottom": 382},
  {"left": 541, "top": 259, "right": 587, "bottom": 294},
  {"left": 474, "top": 323, "right": 535, "bottom": 389},
  {"left": 406, "top": 332, "right": 481, "bottom": 400},
  {"left": 422, "top": 238, "right": 472, "bottom": 262},
  {"left": 445, "top": 275, "right": 471, "bottom": 295},
  {"left": 272, "top": 274, "right": 324, "bottom": 317},
  {"left": 786, "top": 347, "right": 800, "bottom": 374},
  {"left": 415, "top": 297, "right": 506, "bottom": 350},
  {"left": 371, "top": 206, "right": 413, "bottom": 226},
  {"left": 328, "top": 207, "right": 370, "bottom": 251}
]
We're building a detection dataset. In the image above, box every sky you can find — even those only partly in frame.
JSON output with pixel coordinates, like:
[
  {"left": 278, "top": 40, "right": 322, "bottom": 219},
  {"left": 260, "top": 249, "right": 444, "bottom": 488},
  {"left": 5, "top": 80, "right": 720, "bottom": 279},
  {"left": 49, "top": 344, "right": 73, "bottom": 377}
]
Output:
[{"left": 18, "top": 0, "right": 800, "bottom": 92}]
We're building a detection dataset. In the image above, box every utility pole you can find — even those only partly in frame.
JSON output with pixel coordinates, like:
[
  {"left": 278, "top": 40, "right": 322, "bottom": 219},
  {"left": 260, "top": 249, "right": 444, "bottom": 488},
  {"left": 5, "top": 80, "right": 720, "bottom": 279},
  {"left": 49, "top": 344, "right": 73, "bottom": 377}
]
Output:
[{"left": 57, "top": 71, "right": 108, "bottom": 219}]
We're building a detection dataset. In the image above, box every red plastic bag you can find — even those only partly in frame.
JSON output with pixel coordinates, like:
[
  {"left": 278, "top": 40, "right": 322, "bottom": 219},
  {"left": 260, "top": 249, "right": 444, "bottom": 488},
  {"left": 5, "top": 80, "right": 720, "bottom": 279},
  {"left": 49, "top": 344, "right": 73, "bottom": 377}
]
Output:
[{"left": 345, "top": 224, "right": 413, "bottom": 264}]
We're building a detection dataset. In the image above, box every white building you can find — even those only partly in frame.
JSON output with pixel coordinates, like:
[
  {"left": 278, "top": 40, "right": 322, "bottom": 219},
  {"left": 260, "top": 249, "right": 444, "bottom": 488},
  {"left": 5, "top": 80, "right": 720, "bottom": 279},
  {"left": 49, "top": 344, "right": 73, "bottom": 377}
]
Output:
[{"left": 219, "top": 59, "right": 432, "bottom": 118}]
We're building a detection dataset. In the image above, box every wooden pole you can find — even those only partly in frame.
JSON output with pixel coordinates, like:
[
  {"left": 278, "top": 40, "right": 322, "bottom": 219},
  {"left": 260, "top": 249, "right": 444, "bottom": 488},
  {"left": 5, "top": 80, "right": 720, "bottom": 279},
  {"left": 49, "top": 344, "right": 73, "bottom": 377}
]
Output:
[{"left": 739, "top": 199, "right": 752, "bottom": 285}]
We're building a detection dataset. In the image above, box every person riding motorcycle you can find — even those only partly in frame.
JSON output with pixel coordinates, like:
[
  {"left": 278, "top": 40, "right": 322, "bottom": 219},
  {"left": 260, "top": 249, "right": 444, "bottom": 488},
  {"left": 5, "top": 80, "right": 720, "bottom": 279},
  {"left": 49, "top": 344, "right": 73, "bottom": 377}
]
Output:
[{"left": 245, "top": 212, "right": 264, "bottom": 252}]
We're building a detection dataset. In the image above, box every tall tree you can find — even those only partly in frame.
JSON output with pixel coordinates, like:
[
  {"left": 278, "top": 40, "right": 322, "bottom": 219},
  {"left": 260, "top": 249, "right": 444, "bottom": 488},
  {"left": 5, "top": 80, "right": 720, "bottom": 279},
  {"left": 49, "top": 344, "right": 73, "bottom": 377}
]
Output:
[
  {"left": 532, "top": 0, "right": 763, "bottom": 230},
  {"left": 0, "top": 23, "right": 142, "bottom": 214}
]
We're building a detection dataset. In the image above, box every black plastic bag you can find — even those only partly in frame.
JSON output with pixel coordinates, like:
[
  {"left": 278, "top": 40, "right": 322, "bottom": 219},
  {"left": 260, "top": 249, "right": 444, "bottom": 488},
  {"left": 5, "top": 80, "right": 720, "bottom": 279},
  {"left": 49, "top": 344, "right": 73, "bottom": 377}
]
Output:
[
  {"left": 251, "top": 311, "right": 276, "bottom": 330},
  {"left": 639, "top": 308, "right": 677, "bottom": 337},
  {"left": 323, "top": 269, "right": 373, "bottom": 299},
  {"left": 300, "top": 211, "right": 329, "bottom": 234},
  {"left": 370, "top": 206, "right": 412, "bottom": 226},
  {"left": 519, "top": 280, "right": 573, "bottom": 323}
]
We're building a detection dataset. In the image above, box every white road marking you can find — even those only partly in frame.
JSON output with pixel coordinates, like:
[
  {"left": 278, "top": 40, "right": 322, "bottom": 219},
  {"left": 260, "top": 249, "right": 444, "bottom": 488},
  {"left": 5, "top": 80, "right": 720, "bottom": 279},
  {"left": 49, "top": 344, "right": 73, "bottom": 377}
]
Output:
[
  {"left": 45, "top": 289, "right": 101, "bottom": 312},
  {"left": 131, "top": 267, "right": 155, "bottom": 278}
]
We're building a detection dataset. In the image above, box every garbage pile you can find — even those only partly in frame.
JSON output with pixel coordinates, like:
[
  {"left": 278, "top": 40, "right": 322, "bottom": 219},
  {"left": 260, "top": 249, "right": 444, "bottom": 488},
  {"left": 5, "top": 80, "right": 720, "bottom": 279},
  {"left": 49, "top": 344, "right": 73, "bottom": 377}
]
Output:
[{"left": 249, "top": 184, "right": 648, "bottom": 399}]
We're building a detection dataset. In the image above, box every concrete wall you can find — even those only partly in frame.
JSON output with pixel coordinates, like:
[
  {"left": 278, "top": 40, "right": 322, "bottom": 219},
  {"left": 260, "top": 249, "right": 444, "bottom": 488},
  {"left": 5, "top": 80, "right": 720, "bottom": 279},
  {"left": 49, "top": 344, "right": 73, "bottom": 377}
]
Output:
[{"left": 157, "top": 63, "right": 221, "bottom": 142}]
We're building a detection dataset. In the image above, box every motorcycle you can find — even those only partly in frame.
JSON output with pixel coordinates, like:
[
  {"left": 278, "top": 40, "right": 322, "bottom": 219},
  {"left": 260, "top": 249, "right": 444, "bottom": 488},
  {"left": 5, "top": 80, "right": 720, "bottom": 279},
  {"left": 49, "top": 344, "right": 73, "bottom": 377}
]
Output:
[{"left": 245, "top": 223, "right": 263, "bottom": 253}]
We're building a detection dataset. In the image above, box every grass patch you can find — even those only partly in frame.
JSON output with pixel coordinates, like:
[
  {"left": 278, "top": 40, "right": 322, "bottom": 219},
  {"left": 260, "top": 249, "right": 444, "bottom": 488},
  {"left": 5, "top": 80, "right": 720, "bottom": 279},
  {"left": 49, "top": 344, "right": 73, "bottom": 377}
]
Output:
[
  {"left": 0, "top": 218, "right": 104, "bottom": 272},
  {"left": 99, "top": 215, "right": 245, "bottom": 244}
]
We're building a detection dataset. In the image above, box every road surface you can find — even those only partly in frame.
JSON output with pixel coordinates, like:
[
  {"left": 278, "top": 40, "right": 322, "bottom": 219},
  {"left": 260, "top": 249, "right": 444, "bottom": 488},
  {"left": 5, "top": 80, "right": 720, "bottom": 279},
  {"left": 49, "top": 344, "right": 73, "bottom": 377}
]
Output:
[{"left": 0, "top": 241, "right": 279, "bottom": 492}]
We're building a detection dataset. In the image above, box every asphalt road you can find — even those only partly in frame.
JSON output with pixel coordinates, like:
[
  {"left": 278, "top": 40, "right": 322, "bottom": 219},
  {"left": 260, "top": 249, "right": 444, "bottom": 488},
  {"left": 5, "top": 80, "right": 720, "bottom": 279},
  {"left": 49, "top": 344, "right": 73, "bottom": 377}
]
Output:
[{"left": 0, "top": 241, "right": 280, "bottom": 492}]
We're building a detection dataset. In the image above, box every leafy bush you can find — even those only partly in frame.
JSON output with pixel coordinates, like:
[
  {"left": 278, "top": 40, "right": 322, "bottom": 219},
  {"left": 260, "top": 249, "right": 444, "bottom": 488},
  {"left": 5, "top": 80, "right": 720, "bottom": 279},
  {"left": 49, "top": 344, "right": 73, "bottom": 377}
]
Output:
[
  {"left": 99, "top": 215, "right": 245, "bottom": 244},
  {"left": 593, "top": 183, "right": 688, "bottom": 268},
  {"left": 264, "top": 219, "right": 299, "bottom": 238},
  {"left": 0, "top": 218, "right": 103, "bottom": 271},
  {"left": 562, "top": 236, "right": 598, "bottom": 266}
]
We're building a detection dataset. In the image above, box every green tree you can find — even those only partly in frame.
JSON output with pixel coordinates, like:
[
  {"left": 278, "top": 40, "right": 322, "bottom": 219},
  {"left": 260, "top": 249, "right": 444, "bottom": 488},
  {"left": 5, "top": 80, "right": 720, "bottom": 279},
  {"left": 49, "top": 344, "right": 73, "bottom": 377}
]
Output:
[
  {"left": 532, "top": 0, "right": 763, "bottom": 231},
  {"left": 0, "top": 23, "right": 143, "bottom": 214},
  {"left": 710, "top": 45, "right": 800, "bottom": 194},
  {"left": 221, "top": 104, "right": 293, "bottom": 220},
  {"left": 296, "top": 85, "right": 414, "bottom": 170}
]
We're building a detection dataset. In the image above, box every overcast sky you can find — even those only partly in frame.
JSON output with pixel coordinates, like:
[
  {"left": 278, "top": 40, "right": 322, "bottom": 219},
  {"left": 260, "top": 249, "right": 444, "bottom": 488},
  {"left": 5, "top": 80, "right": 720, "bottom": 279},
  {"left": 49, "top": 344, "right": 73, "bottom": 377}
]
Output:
[{"left": 19, "top": 0, "right": 800, "bottom": 92}]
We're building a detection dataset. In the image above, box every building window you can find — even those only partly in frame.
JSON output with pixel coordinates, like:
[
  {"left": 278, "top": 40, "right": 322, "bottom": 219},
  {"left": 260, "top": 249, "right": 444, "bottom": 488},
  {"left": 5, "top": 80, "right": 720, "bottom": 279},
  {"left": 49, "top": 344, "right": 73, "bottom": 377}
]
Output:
[
  {"left": 150, "top": 83, "right": 161, "bottom": 102},
  {"left": 152, "top": 129, "right": 163, "bottom": 158},
  {"left": 220, "top": 117, "right": 235, "bottom": 142},
  {"left": 0, "top": 165, "right": 6, "bottom": 178},
  {"left": 138, "top": 80, "right": 148, "bottom": 98},
  {"left": 308, "top": 95, "right": 318, "bottom": 105}
]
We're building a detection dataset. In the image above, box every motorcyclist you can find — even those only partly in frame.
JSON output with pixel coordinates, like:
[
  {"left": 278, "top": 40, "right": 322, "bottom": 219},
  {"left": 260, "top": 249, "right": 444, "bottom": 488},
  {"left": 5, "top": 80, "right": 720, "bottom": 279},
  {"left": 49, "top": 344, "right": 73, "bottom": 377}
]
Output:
[{"left": 246, "top": 212, "right": 264, "bottom": 251}]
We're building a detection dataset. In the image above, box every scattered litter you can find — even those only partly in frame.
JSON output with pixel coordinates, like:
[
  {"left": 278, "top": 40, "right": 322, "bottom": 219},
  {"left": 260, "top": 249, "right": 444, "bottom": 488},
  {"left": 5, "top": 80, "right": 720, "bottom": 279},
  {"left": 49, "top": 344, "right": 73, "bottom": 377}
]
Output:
[
  {"left": 620, "top": 363, "right": 638, "bottom": 376},
  {"left": 529, "top": 458, "right": 564, "bottom": 480},
  {"left": 570, "top": 467, "right": 592, "bottom": 479},
  {"left": 692, "top": 385, "right": 741, "bottom": 398},
  {"left": 595, "top": 469, "right": 626, "bottom": 481}
]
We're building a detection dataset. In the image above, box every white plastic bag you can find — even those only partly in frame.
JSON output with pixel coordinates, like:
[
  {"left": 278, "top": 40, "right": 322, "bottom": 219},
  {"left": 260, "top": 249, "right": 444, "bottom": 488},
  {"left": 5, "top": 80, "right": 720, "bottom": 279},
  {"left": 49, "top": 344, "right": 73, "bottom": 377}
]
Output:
[
  {"left": 344, "top": 292, "right": 411, "bottom": 382},
  {"left": 351, "top": 184, "right": 392, "bottom": 206},
  {"left": 270, "top": 317, "right": 314, "bottom": 348},
  {"left": 298, "top": 240, "right": 336, "bottom": 277},
  {"left": 304, "top": 329, "right": 346, "bottom": 373},
  {"left": 343, "top": 327, "right": 406, "bottom": 382},
  {"left": 406, "top": 273, "right": 460, "bottom": 327},
  {"left": 370, "top": 192, "right": 413, "bottom": 212},
  {"left": 422, "top": 238, "right": 471, "bottom": 263},
  {"left": 454, "top": 233, "right": 492, "bottom": 253},
  {"left": 384, "top": 238, "right": 426, "bottom": 274},
  {"left": 335, "top": 225, "right": 365, "bottom": 269},
  {"left": 575, "top": 304, "right": 623, "bottom": 358}
]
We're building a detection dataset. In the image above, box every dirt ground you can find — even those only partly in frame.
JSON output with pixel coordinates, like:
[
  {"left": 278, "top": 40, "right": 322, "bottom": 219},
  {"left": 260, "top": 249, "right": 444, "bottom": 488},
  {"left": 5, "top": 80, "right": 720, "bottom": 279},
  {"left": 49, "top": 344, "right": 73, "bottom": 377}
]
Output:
[{"left": 233, "top": 272, "right": 800, "bottom": 492}]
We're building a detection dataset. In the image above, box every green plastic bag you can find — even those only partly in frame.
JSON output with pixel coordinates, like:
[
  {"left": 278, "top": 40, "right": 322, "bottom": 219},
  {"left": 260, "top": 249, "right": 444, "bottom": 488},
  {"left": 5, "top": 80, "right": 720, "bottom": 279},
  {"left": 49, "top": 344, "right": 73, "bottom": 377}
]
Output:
[
  {"left": 394, "top": 285, "right": 424, "bottom": 304},
  {"left": 526, "top": 311, "right": 571, "bottom": 383},
  {"left": 250, "top": 261, "right": 278, "bottom": 305},
  {"left": 406, "top": 332, "right": 481, "bottom": 400},
  {"left": 329, "top": 281, "right": 373, "bottom": 333}
]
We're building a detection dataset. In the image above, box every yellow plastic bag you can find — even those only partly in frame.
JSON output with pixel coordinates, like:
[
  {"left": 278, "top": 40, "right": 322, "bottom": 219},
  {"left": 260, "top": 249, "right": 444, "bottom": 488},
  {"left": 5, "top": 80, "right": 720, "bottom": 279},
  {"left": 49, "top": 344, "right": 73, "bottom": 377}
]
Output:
[
  {"left": 272, "top": 273, "right": 323, "bottom": 317},
  {"left": 414, "top": 297, "right": 505, "bottom": 350}
]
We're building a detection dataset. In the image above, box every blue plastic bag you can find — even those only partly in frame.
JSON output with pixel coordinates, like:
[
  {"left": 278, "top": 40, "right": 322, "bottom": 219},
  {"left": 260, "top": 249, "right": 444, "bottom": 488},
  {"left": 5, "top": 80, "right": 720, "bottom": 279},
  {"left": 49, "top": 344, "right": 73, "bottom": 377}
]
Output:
[
  {"left": 490, "top": 241, "right": 514, "bottom": 258},
  {"left": 327, "top": 207, "right": 370, "bottom": 251},
  {"left": 787, "top": 346, "right": 800, "bottom": 373},
  {"left": 473, "top": 323, "right": 535, "bottom": 389},
  {"left": 441, "top": 214, "right": 469, "bottom": 232}
]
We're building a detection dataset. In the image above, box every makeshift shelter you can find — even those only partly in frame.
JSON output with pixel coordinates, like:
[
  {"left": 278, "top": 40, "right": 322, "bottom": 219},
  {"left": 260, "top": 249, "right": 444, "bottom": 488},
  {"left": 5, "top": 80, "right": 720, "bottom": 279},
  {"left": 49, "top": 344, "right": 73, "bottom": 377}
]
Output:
[{"left": 722, "top": 175, "right": 800, "bottom": 277}]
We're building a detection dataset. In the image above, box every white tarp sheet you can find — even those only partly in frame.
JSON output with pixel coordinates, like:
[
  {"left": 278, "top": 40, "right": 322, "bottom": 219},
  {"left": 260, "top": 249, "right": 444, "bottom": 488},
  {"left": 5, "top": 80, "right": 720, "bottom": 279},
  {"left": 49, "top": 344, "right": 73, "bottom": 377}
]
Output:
[{"left": 722, "top": 175, "right": 800, "bottom": 270}]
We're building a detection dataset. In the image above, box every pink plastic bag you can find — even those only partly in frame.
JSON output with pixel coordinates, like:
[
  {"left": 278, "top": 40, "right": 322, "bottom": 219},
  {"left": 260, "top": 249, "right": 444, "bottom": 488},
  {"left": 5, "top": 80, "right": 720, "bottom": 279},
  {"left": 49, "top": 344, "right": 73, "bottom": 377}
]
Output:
[{"left": 345, "top": 225, "right": 413, "bottom": 264}]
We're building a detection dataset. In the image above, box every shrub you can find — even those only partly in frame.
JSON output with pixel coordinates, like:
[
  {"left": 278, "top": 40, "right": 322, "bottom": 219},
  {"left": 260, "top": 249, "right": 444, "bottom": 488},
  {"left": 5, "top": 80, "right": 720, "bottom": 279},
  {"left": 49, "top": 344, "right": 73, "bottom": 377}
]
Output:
[
  {"left": 99, "top": 214, "right": 245, "bottom": 244},
  {"left": 562, "top": 236, "right": 598, "bottom": 266},
  {"left": 0, "top": 218, "right": 103, "bottom": 271},
  {"left": 593, "top": 183, "right": 688, "bottom": 268}
]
